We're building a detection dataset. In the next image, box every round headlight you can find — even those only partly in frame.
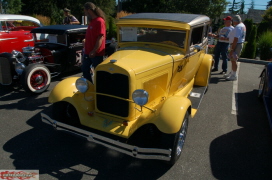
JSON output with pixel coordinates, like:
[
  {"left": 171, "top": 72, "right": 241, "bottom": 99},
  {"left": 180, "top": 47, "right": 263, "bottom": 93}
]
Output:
[
  {"left": 132, "top": 89, "right": 149, "bottom": 106},
  {"left": 76, "top": 78, "right": 89, "bottom": 93},
  {"left": 15, "top": 63, "right": 25, "bottom": 75}
]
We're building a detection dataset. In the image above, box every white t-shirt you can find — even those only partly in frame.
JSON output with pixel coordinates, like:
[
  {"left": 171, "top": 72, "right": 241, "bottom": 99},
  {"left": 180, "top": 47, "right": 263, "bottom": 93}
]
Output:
[
  {"left": 218, "top": 26, "right": 234, "bottom": 43},
  {"left": 228, "top": 23, "right": 246, "bottom": 43}
]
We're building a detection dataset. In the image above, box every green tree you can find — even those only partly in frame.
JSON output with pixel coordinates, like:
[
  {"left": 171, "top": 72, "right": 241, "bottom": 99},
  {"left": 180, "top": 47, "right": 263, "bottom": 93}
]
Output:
[
  {"left": 228, "top": 0, "right": 240, "bottom": 14},
  {"left": 2, "top": 0, "right": 22, "bottom": 14},
  {"left": 267, "top": 0, "right": 272, "bottom": 9},
  {"left": 121, "top": 0, "right": 228, "bottom": 20},
  {"left": 20, "top": 0, "right": 116, "bottom": 25},
  {"left": 243, "top": 19, "right": 253, "bottom": 42},
  {"left": 257, "top": 7, "right": 272, "bottom": 36},
  {"left": 241, "top": 25, "right": 257, "bottom": 59}
]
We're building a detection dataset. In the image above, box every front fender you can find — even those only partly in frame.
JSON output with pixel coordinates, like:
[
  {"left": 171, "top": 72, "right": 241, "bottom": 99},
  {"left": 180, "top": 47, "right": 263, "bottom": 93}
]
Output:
[
  {"left": 194, "top": 54, "right": 213, "bottom": 86},
  {"left": 265, "top": 63, "right": 272, "bottom": 98},
  {"left": 49, "top": 77, "right": 95, "bottom": 111},
  {"left": 155, "top": 96, "right": 191, "bottom": 134}
]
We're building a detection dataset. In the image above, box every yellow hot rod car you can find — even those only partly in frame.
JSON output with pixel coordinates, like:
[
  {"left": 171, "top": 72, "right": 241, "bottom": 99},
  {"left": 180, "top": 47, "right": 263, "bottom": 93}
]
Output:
[{"left": 41, "top": 13, "right": 213, "bottom": 165}]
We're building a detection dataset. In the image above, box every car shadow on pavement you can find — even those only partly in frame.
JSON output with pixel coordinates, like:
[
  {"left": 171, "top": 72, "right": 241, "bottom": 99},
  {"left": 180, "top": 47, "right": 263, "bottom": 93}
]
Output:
[
  {"left": 209, "top": 90, "right": 272, "bottom": 179},
  {"left": 0, "top": 90, "right": 49, "bottom": 111},
  {"left": 3, "top": 108, "right": 171, "bottom": 180}
]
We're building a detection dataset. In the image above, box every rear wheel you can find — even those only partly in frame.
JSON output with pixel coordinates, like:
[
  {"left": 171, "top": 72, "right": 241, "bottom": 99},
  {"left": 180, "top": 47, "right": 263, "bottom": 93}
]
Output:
[
  {"left": 52, "top": 101, "right": 80, "bottom": 126},
  {"left": 160, "top": 112, "right": 189, "bottom": 166},
  {"left": 21, "top": 64, "right": 51, "bottom": 94}
]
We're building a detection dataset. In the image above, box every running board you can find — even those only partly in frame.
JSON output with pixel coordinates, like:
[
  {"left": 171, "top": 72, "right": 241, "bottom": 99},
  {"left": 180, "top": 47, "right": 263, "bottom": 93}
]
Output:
[{"left": 188, "top": 86, "right": 207, "bottom": 110}]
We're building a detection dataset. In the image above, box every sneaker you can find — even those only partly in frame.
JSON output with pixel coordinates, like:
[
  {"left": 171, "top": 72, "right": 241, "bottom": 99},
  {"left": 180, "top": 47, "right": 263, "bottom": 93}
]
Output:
[
  {"left": 219, "top": 71, "right": 226, "bottom": 74},
  {"left": 211, "top": 68, "right": 218, "bottom": 72},
  {"left": 223, "top": 72, "right": 232, "bottom": 78},
  {"left": 226, "top": 74, "right": 237, "bottom": 81}
]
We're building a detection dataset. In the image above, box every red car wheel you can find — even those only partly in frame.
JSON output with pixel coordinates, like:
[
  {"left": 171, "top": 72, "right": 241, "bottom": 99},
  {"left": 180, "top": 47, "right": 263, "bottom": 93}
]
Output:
[{"left": 21, "top": 64, "right": 51, "bottom": 94}]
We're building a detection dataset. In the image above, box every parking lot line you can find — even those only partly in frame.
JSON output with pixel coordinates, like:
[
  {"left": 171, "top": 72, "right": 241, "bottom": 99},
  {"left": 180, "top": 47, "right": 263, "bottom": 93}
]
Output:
[{"left": 231, "top": 62, "right": 240, "bottom": 115}]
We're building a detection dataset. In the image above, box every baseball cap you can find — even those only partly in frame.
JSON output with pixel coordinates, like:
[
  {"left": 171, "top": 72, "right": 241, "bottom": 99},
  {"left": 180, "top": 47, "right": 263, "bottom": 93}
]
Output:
[
  {"left": 223, "top": 16, "right": 232, "bottom": 21},
  {"left": 64, "top": 8, "right": 70, "bottom": 12}
]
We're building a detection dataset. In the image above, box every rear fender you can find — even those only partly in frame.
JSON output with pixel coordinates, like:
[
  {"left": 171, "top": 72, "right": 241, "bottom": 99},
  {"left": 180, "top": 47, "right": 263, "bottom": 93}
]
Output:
[
  {"left": 155, "top": 96, "right": 191, "bottom": 134},
  {"left": 194, "top": 54, "right": 213, "bottom": 86}
]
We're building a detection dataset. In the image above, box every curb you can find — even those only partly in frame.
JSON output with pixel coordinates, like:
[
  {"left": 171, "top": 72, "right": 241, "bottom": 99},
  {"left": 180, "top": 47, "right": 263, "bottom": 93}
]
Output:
[{"left": 238, "top": 58, "right": 271, "bottom": 65}]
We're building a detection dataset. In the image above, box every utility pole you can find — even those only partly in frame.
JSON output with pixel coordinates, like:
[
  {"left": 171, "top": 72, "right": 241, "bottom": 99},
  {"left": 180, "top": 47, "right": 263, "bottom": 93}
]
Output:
[{"left": 231, "top": 0, "right": 236, "bottom": 14}]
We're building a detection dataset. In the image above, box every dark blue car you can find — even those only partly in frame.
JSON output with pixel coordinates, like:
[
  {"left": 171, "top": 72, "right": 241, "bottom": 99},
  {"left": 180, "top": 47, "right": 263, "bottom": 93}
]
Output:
[{"left": 258, "top": 62, "right": 272, "bottom": 131}]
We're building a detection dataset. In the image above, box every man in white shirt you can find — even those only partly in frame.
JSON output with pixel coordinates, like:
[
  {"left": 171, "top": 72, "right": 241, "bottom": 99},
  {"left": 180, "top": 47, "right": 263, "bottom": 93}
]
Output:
[
  {"left": 225, "top": 15, "right": 246, "bottom": 81},
  {"left": 210, "top": 16, "right": 234, "bottom": 74}
]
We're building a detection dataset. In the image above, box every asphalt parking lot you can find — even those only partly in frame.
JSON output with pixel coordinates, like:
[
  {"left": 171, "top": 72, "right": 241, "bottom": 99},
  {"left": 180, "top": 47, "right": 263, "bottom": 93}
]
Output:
[{"left": 0, "top": 60, "right": 272, "bottom": 180}]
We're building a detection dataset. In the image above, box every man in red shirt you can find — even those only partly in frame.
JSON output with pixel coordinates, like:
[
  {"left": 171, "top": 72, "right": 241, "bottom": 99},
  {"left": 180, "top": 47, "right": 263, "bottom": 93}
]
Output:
[{"left": 82, "top": 2, "right": 106, "bottom": 82}]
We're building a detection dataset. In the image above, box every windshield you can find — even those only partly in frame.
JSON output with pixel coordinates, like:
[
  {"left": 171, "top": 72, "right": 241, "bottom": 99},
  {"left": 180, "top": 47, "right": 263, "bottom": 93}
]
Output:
[
  {"left": 33, "top": 33, "right": 67, "bottom": 46},
  {"left": 119, "top": 26, "right": 186, "bottom": 48}
]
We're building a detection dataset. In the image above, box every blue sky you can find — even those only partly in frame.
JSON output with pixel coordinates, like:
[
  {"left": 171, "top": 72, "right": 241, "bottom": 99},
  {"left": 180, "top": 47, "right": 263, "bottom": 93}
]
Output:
[
  {"left": 115, "top": 0, "right": 269, "bottom": 11},
  {"left": 227, "top": 0, "right": 269, "bottom": 11}
]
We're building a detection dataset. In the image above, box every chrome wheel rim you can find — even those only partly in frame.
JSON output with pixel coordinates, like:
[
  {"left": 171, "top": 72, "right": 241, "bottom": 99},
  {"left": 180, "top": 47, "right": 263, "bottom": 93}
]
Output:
[{"left": 176, "top": 118, "right": 188, "bottom": 156}]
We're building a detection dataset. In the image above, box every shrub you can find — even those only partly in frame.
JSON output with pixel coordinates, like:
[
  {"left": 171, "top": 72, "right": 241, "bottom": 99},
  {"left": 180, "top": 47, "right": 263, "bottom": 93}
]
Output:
[
  {"left": 243, "top": 19, "right": 253, "bottom": 42},
  {"left": 258, "top": 31, "right": 272, "bottom": 60},
  {"left": 241, "top": 25, "right": 257, "bottom": 59},
  {"left": 33, "top": 15, "right": 51, "bottom": 26},
  {"left": 257, "top": 21, "right": 270, "bottom": 37},
  {"left": 116, "top": 11, "right": 133, "bottom": 19},
  {"left": 107, "top": 16, "right": 117, "bottom": 40}
]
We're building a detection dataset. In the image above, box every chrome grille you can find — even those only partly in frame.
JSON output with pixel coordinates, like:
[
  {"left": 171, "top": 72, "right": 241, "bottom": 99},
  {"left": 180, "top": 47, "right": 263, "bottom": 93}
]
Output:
[
  {"left": 0, "top": 57, "right": 12, "bottom": 85},
  {"left": 96, "top": 71, "right": 129, "bottom": 117}
]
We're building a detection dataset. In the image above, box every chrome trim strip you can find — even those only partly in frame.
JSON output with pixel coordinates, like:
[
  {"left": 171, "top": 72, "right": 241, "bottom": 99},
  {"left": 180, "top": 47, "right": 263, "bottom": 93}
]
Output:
[
  {"left": 0, "top": 38, "right": 17, "bottom": 41},
  {"left": 24, "top": 39, "right": 34, "bottom": 42},
  {"left": 41, "top": 113, "right": 171, "bottom": 161}
]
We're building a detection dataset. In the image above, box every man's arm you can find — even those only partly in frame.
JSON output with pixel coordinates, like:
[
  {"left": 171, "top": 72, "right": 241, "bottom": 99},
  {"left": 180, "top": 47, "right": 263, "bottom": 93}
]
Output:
[
  {"left": 89, "top": 35, "right": 104, "bottom": 58},
  {"left": 230, "top": 37, "right": 238, "bottom": 55}
]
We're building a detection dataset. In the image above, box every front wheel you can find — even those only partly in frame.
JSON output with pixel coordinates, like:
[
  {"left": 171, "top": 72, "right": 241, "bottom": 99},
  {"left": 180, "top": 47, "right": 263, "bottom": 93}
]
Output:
[
  {"left": 258, "top": 70, "right": 266, "bottom": 100},
  {"left": 52, "top": 101, "right": 80, "bottom": 126},
  {"left": 21, "top": 64, "right": 51, "bottom": 94},
  {"left": 160, "top": 112, "right": 189, "bottom": 166}
]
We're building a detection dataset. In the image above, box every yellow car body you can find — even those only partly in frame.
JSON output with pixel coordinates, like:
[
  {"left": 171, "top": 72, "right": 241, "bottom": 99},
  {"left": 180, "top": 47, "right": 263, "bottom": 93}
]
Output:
[{"left": 42, "top": 13, "right": 213, "bottom": 164}]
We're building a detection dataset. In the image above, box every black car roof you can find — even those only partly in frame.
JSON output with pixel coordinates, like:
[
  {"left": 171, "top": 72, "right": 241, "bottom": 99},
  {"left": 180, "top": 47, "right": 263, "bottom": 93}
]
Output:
[{"left": 31, "top": 25, "right": 87, "bottom": 34}]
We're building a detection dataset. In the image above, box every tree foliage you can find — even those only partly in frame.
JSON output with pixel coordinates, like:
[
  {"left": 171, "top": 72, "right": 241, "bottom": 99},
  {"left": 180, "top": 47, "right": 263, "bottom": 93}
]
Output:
[
  {"left": 257, "top": 7, "right": 272, "bottom": 36},
  {"left": 257, "top": 31, "right": 272, "bottom": 60},
  {"left": 5, "top": 0, "right": 116, "bottom": 24},
  {"left": 121, "top": 0, "right": 228, "bottom": 20},
  {"left": 241, "top": 25, "right": 257, "bottom": 59},
  {"left": 243, "top": 19, "right": 253, "bottom": 42},
  {"left": 2, "top": 0, "right": 22, "bottom": 14}
]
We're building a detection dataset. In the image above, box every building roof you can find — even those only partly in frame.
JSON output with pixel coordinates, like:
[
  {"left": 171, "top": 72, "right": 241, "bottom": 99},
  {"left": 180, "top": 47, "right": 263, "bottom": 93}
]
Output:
[
  {"left": 247, "top": 9, "right": 266, "bottom": 23},
  {"left": 220, "top": 9, "right": 266, "bottom": 24}
]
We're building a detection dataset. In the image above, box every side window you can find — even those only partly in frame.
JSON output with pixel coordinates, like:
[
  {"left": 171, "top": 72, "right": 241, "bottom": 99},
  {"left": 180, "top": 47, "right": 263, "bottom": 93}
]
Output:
[
  {"left": 0, "top": 21, "right": 3, "bottom": 31},
  {"left": 190, "top": 26, "right": 204, "bottom": 45}
]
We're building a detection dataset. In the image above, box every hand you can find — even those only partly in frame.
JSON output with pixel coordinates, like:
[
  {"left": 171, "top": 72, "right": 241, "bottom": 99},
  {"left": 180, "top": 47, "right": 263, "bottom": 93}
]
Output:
[{"left": 89, "top": 51, "right": 96, "bottom": 58}]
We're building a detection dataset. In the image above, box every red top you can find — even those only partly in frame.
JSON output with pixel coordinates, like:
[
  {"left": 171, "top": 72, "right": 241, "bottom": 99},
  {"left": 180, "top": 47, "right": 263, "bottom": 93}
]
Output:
[{"left": 84, "top": 17, "right": 106, "bottom": 56}]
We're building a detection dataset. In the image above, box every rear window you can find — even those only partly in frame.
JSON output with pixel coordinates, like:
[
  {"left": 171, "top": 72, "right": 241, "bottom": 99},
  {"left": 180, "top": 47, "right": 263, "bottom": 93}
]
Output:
[{"left": 33, "top": 33, "right": 67, "bottom": 46}]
